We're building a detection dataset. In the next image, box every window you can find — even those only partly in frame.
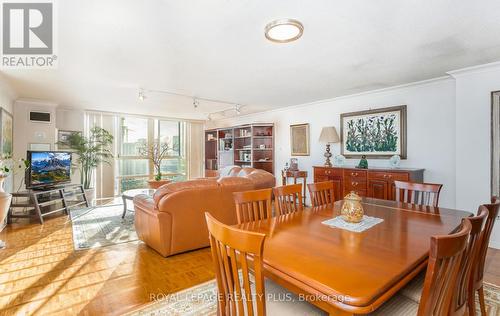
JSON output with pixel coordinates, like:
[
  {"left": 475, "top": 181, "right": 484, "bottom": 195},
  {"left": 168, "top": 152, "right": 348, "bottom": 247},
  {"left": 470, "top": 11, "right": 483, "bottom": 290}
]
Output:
[{"left": 116, "top": 116, "right": 187, "bottom": 193}]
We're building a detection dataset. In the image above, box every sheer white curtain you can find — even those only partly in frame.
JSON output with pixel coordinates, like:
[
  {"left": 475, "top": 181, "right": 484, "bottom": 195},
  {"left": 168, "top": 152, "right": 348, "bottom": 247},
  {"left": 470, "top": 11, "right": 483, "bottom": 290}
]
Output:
[
  {"left": 187, "top": 121, "right": 204, "bottom": 179},
  {"left": 85, "top": 112, "right": 118, "bottom": 200}
]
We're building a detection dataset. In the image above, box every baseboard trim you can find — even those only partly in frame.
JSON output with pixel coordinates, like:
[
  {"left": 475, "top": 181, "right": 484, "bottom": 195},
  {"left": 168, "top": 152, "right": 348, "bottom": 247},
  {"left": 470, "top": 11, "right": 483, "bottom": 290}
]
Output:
[{"left": 489, "top": 240, "right": 500, "bottom": 250}]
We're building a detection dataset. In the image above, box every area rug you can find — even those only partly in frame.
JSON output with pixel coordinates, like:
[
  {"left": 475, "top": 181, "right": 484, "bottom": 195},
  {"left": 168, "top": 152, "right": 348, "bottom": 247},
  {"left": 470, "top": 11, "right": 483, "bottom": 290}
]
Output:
[
  {"left": 70, "top": 204, "right": 137, "bottom": 250},
  {"left": 126, "top": 281, "right": 500, "bottom": 316}
]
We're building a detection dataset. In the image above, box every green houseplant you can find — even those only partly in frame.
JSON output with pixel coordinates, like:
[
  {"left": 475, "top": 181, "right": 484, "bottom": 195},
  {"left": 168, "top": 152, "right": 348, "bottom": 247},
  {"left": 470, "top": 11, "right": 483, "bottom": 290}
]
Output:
[{"left": 57, "top": 127, "right": 113, "bottom": 200}]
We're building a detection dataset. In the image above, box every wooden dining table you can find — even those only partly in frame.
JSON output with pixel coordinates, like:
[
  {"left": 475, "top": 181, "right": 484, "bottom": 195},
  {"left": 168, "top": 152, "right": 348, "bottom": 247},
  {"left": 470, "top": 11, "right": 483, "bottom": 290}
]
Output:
[{"left": 235, "top": 197, "right": 471, "bottom": 315}]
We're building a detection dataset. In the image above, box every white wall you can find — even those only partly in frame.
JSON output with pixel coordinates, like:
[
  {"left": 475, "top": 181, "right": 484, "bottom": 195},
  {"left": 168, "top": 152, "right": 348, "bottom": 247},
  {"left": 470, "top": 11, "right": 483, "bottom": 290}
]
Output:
[
  {"left": 208, "top": 78, "right": 458, "bottom": 208},
  {"left": 450, "top": 63, "right": 500, "bottom": 248}
]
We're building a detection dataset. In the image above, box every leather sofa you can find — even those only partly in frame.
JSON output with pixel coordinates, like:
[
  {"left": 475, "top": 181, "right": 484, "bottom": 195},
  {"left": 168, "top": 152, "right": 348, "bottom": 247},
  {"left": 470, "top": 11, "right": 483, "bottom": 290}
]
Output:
[{"left": 133, "top": 166, "right": 275, "bottom": 257}]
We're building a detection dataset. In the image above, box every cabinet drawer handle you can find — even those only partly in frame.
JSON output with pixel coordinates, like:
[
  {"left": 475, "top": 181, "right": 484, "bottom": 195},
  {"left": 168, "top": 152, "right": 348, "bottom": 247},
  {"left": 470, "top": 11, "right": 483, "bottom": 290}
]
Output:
[
  {"left": 351, "top": 172, "right": 358, "bottom": 177},
  {"left": 383, "top": 174, "right": 388, "bottom": 178},
  {"left": 352, "top": 181, "right": 358, "bottom": 186}
]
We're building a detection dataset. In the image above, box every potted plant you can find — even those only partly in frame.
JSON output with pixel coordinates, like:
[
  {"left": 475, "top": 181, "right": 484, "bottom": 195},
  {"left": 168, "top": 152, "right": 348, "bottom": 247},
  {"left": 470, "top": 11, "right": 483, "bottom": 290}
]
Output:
[
  {"left": 57, "top": 127, "right": 113, "bottom": 205},
  {"left": 0, "top": 155, "right": 28, "bottom": 245},
  {"left": 139, "top": 141, "right": 172, "bottom": 189}
]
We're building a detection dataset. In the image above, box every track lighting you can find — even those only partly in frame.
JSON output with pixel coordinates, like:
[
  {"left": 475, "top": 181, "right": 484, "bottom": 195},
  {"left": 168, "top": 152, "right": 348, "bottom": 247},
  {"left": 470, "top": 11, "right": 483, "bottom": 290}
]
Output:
[
  {"left": 138, "top": 89, "right": 146, "bottom": 101},
  {"left": 193, "top": 98, "right": 199, "bottom": 109},
  {"left": 235, "top": 104, "right": 242, "bottom": 115}
]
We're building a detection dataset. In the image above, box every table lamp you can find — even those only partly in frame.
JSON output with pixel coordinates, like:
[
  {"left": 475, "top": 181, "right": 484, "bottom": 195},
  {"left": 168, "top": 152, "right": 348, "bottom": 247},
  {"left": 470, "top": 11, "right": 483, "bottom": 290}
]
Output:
[{"left": 319, "top": 126, "right": 340, "bottom": 167}]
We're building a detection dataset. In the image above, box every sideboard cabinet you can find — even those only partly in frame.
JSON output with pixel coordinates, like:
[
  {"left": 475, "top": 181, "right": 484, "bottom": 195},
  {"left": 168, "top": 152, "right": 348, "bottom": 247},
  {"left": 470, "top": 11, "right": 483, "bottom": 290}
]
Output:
[{"left": 313, "top": 166, "right": 424, "bottom": 201}]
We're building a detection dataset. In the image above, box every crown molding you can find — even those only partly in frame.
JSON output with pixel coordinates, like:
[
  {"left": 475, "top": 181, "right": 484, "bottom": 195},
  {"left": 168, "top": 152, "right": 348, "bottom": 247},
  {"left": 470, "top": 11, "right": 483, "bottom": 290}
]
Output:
[{"left": 447, "top": 61, "right": 500, "bottom": 77}]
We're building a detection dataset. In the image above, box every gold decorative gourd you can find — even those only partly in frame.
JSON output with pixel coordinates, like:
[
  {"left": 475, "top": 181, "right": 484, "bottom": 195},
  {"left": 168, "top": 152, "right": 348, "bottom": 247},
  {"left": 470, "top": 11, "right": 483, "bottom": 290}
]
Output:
[{"left": 341, "top": 191, "right": 364, "bottom": 223}]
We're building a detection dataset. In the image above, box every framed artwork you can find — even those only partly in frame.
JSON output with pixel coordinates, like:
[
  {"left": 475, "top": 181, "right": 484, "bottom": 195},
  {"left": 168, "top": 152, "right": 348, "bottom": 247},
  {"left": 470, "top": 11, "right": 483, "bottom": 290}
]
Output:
[
  {"left": 290, "top": 123, "right": 310, "bottom": 156},
  {"left": 0, "top": 108, "right": 13, "bottom": 156},
  {"left": 57, "top": 130, "right": 81, "bottom": 149},
  {"left": 340, "top": 105, "right": 407, "bottom": 159}
]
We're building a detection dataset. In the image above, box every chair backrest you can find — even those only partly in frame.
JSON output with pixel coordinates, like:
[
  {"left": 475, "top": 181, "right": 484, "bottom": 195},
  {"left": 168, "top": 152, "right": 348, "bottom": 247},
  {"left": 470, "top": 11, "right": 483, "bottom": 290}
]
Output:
[
  {"left": 233, "top": 188, "right": 273, "bottom": 224},
  {"left": 394, "top": 181, "right": 443, "bottom": 207},
  {"left": 471, "top": 196, "right": 500, "bottom": 287},
  {"left": 307, "top": 181, "right": 335, "bottom": 207},
  {"left": 418, "top": 220, "right": 471, "bottom": 316},
  {"left": 449, "top": 209, "right": 488, "bottom": 315},
  {"left": 273, "top": 183, "right": 303, "bottom": 215},
  {"left": 205, "top": 212, "right": 267, "bottom": 316}
]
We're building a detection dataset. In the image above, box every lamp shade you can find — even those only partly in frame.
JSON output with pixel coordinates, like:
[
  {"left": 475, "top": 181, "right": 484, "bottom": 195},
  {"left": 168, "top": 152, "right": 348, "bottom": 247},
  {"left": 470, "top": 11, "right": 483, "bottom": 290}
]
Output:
[{"left": 319, "top": 126, "right": 340, "bottom": 143}]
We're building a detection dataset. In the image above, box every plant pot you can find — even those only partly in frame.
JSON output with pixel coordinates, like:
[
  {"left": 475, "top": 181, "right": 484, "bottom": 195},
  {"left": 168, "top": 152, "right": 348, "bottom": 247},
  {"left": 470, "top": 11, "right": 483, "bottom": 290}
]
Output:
[
  {"left": 0, "top": 176, "right": 11, "bottom": 232},
  {"left": 147, "top": 179, "right": 172, "bottom": 189},
  {"left": 84, "top": 188, "right": 95, "bottom": 206}
]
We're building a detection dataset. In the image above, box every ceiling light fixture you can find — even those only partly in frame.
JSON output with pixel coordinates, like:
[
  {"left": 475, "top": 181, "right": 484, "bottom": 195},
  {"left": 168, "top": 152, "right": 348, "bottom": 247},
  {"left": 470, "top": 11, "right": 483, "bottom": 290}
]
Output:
[
  {"left": 265, "top": 19, "right": 304, "bottom": 43},
  {"left": 235, "top": 104, "right": 242, "bottom": 115},
  {"left": 138, "top": 89, "right": 146, "bottom": 101},
  {"left": 193, "top": 98, "right": 199, "bottom": 109}
]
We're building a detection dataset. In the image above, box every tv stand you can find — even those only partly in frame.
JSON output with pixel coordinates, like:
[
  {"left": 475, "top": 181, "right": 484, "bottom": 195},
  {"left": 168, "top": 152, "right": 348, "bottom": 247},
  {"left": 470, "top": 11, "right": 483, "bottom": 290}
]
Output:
[{"left": 8, "top": 184, "right": 89, "bottom": 224}]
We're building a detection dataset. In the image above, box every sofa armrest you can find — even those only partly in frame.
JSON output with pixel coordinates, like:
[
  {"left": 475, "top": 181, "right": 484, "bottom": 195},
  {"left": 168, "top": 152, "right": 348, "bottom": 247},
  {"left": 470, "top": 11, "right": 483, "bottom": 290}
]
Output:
[{"left": 133, "top": 194, "right": 157, "bottom": 215}]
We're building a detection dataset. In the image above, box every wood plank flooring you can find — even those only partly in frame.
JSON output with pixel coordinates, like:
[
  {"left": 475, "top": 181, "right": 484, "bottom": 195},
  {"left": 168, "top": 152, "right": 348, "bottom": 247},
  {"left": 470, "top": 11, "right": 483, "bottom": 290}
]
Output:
[{"left": 1, "top": 213, "right": 499, "bottom": 315}]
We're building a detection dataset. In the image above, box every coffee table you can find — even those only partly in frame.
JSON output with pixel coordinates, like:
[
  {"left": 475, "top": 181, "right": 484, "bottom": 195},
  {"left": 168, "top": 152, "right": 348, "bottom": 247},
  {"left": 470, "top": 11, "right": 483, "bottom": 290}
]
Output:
[{"left": 121, "top": 188, "right": 155, "bottom": 218}]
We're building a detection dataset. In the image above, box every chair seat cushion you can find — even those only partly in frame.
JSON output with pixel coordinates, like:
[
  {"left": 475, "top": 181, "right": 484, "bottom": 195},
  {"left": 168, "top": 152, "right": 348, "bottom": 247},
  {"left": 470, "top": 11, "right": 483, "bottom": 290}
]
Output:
[
  {"left": 400, "top": 271, "right": 425, "bottom": 303},
  {"left": 368, "top": 294, "right": 419, "bottom": 315}
]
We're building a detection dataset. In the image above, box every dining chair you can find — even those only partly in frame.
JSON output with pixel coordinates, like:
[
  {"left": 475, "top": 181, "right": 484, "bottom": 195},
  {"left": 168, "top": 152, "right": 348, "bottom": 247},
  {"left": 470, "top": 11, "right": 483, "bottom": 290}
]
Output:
[
  {"left": 273, "top": 183, "right": 303, "bottom": 215},
  {"left": 468, "top": 196, "right": 500, "bottom": 316},
  {"left": 370, "top": 220, "right": 472, "bottom": 315},
  {"left": 450, "top": 208, "right": 488, "bottom": 316},
  {"left": 307, "top": 181, "right": 335, "bottom": 207},
  {"left": 205, "top": 212, "right": 267, "bottom": 315},
  {"left": 400, "top": 209, "right": 488, "bottom": 313},
  {"left": 394, "top": 180, "right": 443, "bottom": 207},
  {"left": 233, "top": 188, "right": 273, "bottom": 224},
  {"left": 205, "top": 212, "right": 325, "bottom": 316}
]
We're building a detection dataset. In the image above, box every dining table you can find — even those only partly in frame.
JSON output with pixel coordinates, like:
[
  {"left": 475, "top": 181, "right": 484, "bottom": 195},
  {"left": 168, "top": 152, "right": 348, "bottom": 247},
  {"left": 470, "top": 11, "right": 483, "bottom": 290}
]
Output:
[{"left": 235, "top": 197, "right": 472, "bottom": 315}]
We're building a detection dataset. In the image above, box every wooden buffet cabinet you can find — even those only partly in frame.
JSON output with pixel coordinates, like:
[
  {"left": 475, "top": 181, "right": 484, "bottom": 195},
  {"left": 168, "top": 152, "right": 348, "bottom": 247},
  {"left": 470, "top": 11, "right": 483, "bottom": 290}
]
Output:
[{"left": 313, "top": 166, "right": 424, "bottom": 201}]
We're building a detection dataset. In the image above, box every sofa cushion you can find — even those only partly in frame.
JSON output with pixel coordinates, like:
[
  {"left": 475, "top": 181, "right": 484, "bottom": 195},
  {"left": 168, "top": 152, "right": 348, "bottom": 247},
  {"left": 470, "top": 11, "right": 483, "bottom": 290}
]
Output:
[
  {"left": 217, "top": 176, "right": 255, "bottom": 192},
  {"left": 244, "top": 170, "right": 276, "bottom": 189}
]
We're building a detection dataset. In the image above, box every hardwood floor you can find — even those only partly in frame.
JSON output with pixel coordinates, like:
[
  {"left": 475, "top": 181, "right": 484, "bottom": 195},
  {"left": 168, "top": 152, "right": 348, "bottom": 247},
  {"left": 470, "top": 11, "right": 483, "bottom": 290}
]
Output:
[
  {"left": 0, "top": 214, "right": 214, "bottom": 316},
  {"left": 1, "top": 213, "right": 499, "bottom": 315}
]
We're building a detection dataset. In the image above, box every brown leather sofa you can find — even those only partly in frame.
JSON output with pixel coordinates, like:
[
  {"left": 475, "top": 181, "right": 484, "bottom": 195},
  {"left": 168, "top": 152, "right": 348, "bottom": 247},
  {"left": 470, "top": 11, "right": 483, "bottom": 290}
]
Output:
[{"left": 133, "top": 167, "right": 275, "bottom": 257}]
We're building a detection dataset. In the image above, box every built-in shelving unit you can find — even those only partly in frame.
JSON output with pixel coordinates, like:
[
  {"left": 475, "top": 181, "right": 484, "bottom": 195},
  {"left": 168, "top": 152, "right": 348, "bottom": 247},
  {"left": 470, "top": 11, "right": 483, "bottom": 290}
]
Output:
[{"left": 204, "top": 123, "right": 274, "bottom": 176}]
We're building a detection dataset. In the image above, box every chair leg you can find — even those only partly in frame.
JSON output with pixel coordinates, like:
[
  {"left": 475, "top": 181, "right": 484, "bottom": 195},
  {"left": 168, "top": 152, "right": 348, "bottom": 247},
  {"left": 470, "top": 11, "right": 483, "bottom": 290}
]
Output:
[
  {"left": 468, "top": 290, "right": 476, "bottom": 316},
  {"left": 478, "top": 286, "right": 487, "bottom": 316}
]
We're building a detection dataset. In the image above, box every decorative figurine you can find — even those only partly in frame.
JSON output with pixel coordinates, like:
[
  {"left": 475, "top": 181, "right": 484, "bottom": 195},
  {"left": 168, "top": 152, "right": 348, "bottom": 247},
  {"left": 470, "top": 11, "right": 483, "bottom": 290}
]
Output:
[{"left": 357, "top": 155, "right": 368, "bottom": 169}]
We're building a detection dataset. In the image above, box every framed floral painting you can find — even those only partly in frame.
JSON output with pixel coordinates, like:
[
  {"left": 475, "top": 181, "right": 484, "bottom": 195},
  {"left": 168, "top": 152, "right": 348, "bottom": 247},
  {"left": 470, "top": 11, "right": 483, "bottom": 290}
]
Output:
[
  {"left": 0, "top": 108, "right": 13, "bottom": 156},
  {"left": 340, "top": 105, "right": 407, "bottom": 159}
]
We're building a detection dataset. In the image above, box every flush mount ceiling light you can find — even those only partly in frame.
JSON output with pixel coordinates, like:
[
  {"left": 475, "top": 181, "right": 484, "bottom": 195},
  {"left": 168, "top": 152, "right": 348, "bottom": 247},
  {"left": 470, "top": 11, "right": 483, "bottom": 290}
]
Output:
[{"left": 265, "top": 19, "right": 304, "bottom": 43}]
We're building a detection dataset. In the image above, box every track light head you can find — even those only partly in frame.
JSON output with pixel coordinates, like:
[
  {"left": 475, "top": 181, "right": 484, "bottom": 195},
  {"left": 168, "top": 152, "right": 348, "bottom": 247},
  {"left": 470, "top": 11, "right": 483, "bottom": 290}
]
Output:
[
  {"left": 193, "top": 98, "right": 199, "bottom": 109},
  {"left": 138, "top": 89, "right": 146, "bottom": 101},
  {"left": 235, "top": 104, "right": 242, "bottom": 115}
]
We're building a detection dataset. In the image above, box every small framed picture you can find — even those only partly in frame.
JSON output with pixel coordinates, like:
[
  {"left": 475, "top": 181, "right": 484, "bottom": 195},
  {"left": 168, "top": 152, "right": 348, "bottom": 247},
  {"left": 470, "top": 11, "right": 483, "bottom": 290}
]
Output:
[
  {"left": 290, "top": 123, "right": 310, "bottom": 156},
  {"left": 57, "top": 130, "right": 81, "bottom": 149}
]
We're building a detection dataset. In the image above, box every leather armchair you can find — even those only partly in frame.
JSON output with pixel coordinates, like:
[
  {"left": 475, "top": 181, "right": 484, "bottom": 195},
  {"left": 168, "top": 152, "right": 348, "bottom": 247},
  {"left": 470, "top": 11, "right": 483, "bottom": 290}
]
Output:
[{"left": 133, "top": 167, "right": 275, "bottom": 257}]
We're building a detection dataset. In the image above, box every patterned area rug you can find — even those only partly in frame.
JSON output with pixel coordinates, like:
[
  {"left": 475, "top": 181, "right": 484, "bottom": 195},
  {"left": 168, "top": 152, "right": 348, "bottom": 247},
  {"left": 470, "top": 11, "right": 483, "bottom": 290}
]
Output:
[
  {"left": 126, "top": 280, "right": 500, "bottom": 315},
  {"left": 70, "top": 204, "right": 137, "bottom": 250}
]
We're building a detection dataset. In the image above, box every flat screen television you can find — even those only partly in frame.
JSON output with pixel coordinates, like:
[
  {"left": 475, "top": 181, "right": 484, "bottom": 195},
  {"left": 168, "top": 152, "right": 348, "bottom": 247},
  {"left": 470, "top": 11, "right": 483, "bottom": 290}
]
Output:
[{"left": 26, "top": 151, "right": 72, "bottom": 189}]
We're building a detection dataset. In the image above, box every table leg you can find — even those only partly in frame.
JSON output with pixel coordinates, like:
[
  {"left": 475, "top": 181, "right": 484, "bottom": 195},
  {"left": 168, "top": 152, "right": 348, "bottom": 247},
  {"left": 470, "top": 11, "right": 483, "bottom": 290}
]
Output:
[{"left": 121, "top": 196, "right": 127, "bottom": 219}]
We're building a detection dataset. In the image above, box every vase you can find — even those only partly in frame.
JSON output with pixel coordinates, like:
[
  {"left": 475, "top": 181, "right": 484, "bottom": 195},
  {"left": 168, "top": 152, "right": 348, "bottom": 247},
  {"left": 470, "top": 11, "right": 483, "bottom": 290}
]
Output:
[
  {"left": 341, "top": 191, "right": 364, "bottom": 223},
  {"left": 0, "top": 176, "right": 12, "bottom": 232}
]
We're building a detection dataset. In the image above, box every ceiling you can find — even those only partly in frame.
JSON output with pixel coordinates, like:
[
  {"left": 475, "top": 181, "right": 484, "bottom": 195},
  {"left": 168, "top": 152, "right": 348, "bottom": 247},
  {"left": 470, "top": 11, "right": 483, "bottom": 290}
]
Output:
[{"left": 3, "top": 0, "right": 500, "bottom": 120}]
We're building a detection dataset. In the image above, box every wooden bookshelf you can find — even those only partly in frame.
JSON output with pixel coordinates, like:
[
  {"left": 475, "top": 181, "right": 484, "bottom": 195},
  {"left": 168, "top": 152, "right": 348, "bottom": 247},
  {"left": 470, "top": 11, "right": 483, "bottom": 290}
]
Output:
[{"left": 204, "top": 123, "right": 274, "bottom": 176}]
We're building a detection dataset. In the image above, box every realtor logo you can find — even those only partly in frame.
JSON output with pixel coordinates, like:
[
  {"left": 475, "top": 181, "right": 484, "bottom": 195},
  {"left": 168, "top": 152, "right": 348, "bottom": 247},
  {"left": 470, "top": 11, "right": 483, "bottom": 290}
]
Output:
[{"left": 1, "top": 1, "right": 57, "bottom": 68}]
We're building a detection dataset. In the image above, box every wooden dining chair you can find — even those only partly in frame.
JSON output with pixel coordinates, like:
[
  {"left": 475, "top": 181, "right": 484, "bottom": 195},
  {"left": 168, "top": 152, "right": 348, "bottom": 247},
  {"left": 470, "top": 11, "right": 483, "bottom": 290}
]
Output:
[
  {"left": 205, "top": 212, "right": 323, "bottom": 316},
  {"left": 450, "top": 209, "right": 488, "bottom": 316},
  {"left": 394, "top": 180, "right": 443, "bottom": 207},
  {"left": 370, "top": 220, "right": 472, "bottom": 316},
  {"left": 468, "top": 196, "right": 500, "bottom": 316},
  {"left": 233, "top": 188, "right": 273, "bottom": 224},
  {"left": 307, "top": 181, "right": 335, "bottom": 207},
  {"left": 273, "top": 183, "right": 303, "bottom": 216},
  {"left": 205, "top": 212, "right": 267, "bottom": 315}
]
